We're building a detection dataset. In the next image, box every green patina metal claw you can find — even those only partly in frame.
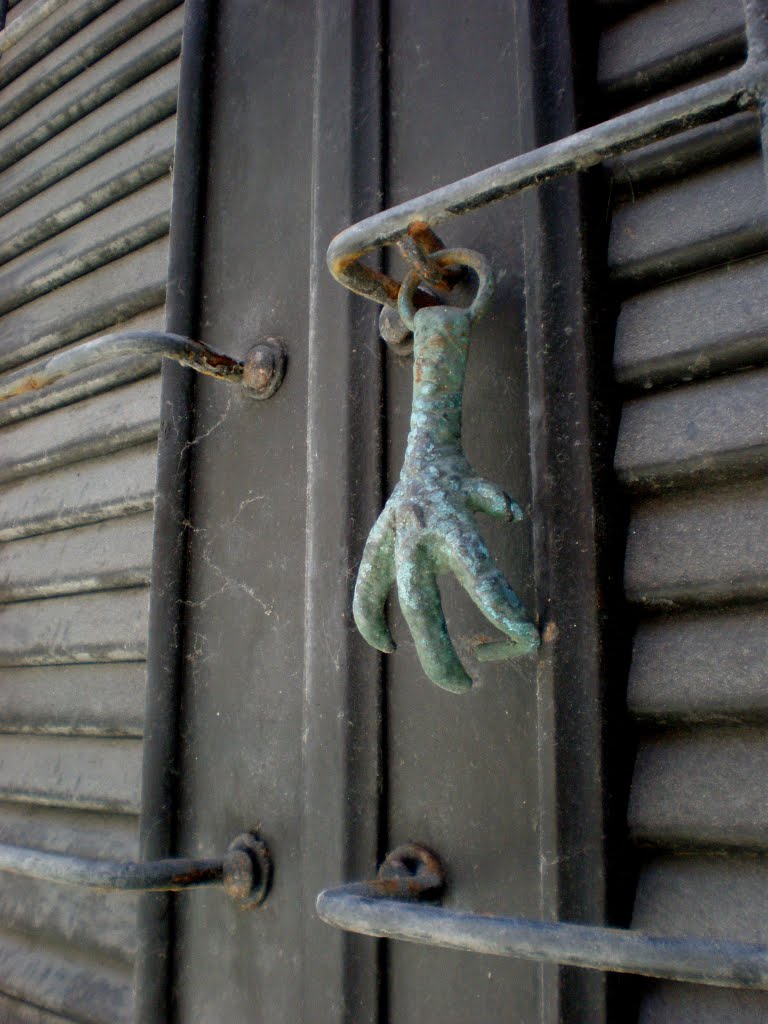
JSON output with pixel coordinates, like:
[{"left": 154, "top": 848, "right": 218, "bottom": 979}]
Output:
[{"left": 353, "top": 248, "right": 539, "bottom": 692}]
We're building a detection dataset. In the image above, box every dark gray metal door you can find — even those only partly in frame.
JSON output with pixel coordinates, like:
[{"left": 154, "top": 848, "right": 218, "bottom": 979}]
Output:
[{"left": 139, "top": 2, "right": 608, "bottom": 1021}]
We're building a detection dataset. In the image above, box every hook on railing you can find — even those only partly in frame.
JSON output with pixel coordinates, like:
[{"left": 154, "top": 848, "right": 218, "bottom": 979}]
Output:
[{"left": 0, "top": 330, "right": 287, "bottom": 407}]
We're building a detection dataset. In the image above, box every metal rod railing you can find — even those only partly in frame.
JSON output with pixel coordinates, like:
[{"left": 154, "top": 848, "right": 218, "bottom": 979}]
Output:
[
  {"left": 0, "top": 832, "right": 271, "bottom": 907},
  {"left": 316, "top": 846, "right": 768, "bottom": 990},
  {"left": 0, "top": 330, "right": 287, "bottom": 407}
]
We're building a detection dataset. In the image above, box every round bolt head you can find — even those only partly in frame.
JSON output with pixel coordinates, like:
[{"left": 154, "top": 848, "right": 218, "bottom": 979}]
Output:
[
  {"left": 223, "top": 831, "right": 272, "bottom": 908},
  {"left": 242, "top": 338, "right": 287, "bottom": 399},
  {"left": 379, "top": 306, "right": 413, "bottom": 356}
]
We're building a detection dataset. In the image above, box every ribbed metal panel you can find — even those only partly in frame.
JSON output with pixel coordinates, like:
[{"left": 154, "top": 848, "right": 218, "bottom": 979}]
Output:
[
  {"left": 598, "top": 0, "right": 745, "bottom": 106},
  {"left": 602, "top": 2, "right": 768, "bottom": 1019},
  {"left": 0, "top": 374, "right": 161, "bottom": 482},
  {"left": 0, "top": 0, "right": 178, "bottom": 114},
  {"left": 614, "top": 252, "right": 768, "bottom": 388},
  {"left": 0, "top": 990, "right": 84, "bottom": 1024},
  {"left": 616, "top": 367, "right": 768, "bottom": 489},
  {"left": 628, "top": 608, "right": 768, "bottom": 723},
  {"left": 0, "top": 289, "right": 166, "bottom": 393},
  {"left": 610, "top": 153, "right": 768, "bottom": 286},
  {"left": 0, "top": 0, "right": 123, "bottom": 92},
  {"left": 0, "top": 590, "right": 149, "bottom": 666},
  {"left": 0, "top": 176, "right": 171, "bottom": 317},
  {"left": 6, "top": 0, "right": 46, "bottom": 25},
  {"left": 0, "top": 929, "right": 133, "bottom": 1024},
  {"left": 629, "top": 727, "right": 768, "bottom": 848},
  {"left": 0, "top": 664, "right": 146, "bottom": 736},
  {"left": 0, "top": 735, "right": 142, "bottom": 812},
  {"left": 0, "top": 513, "right": 154, "bottom": 601},
  {"left": 0, "top": 59, "right": 179, "bottom": 220},
  {"left": 0, "top": 118, "right": 176, "bottom": 264},
  {"left": 0, "top": 803, "right": 139, "bottom": 858},
  {"left": 0, "top": 8, "right": 181, "bottom": 174},
  {"left": 0, "top": 444, "right": 158, "bottom": 540},
  {"left": 0, "top": 0, "right": 180, "bottom": 1019},
  {"left": 0, "top": 873, "right": 138, "bottom": 963},
  {"left": 625, "top": 480, "right": 768, "bottom": 607}
]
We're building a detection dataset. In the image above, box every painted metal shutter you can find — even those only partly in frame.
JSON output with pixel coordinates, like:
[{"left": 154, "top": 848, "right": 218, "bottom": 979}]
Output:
[
  {"left": 0, "top": 0, "right": 183, "bottom": 1020},
  {"left": 600, "top": 1, "right": 768, "bottom": 1020}
]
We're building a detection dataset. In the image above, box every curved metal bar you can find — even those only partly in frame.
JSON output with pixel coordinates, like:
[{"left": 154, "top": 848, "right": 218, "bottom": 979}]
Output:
[
  {"left": 0, "top": 330, "right": 247, "bottom": 404},
  {"left": 316, "top": 846, "right": 768, "bottom": 991},
  {"left": 326, "top": 63, "right": 763, "bottom": 305},
  {"left": 0, "top": 843, "right": 225, "bottom": 891},
  {"left": 0, "top": 832, "right": 272, "bottom": 907},
  {"left": 317, "top": 886, "right": 768, "bottom": 990}
]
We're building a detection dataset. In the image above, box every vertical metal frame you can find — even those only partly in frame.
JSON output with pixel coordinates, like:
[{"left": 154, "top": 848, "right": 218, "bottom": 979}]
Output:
[
  {"left": 515, "top": 4, "right": 612, "bottom": 1019},
  {"left": 300, "top": 1, "right": 385, "bottom": 1019},
  {"left": 134, "top": 1, "right": 212, "bottom": 1019}
]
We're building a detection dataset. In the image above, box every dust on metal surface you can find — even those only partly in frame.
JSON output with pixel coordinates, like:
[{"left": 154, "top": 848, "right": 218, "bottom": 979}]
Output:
[{"left": 353, "top": 248, "right": 539, "bottom": 692}]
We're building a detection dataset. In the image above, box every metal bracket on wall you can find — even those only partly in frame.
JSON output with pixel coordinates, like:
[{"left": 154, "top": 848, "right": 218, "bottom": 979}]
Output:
[
  {"left": 0, "top": 330, "right": 287, "bottom": 408},
  {"left": 0, "top": 831, "right": 272, "bottom": 909},
  {"left": 328, "top": 0, "right": 768, "bottom": 689},
  {"left": 317, "top": 844, "right": 768, "bottom": 990}
]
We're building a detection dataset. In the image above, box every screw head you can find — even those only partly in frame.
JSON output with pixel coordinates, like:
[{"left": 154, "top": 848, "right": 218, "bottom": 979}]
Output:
[
  {"left": 242, "top": 338, "right": 287, "bottom": 399},
  {"left": 379, "top": 306, "right": 414, "bottom": 355},
  {"left": 223, "top": 831, "right": 272, "bottom": 908}
]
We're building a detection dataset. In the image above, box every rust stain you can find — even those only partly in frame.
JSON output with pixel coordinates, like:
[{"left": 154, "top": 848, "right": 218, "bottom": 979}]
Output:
[
  {"left": 333, "top": 252, "right": 401, "bottom": 302},
  {"left": 407, "top": 220, "right": 442, "bottom": 254},
  {"left": 1, "top": 375, "right": 45, "bottom": 399},
  {"left": 370, "top": 877, "right": 410, "bottom": 897},
  {"left": 189, "top": 348, "right": 240, "bottom": 370},
  {"left": 406, "top": 221, "right": 462, "bottom": 290},
  {"left": 542, "top": 620, "right": 558, "bottom": 644},
  {"left": 332, "top": 251, "right": 360, "bottom": 276},
  {"left": 368, "top": 876, "right": 439, "bottom": 898},
  {"left": 168, "top": 866, "right": 222, "bottom": 888},
  {"left": 244, "top": 365, "right": 272, "bottom": 391},
  {"left": 378, "top": 269, "right": 401, "bottom": 302}
]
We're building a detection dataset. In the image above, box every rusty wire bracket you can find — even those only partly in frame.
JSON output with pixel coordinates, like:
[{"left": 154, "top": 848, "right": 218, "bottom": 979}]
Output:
[
  {"left": 0, "top": 330, "right": 287, "bottom": 409},
  {"left": 0, "top": 831, "right": 272, "bottom": 908},
  {"left": 317, "top": 844, "right": 768, "bottom": 990}
]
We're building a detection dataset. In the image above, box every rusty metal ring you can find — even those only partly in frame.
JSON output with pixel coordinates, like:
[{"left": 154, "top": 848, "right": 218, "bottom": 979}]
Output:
[{"left": 397, "top": 248, "right": 494, "bottom": 331}]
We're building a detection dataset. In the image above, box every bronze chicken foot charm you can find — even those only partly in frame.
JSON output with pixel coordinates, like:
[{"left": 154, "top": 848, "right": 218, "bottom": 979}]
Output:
[{"left": 353, "top": 248, "right": 539, "bottom": 692}]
